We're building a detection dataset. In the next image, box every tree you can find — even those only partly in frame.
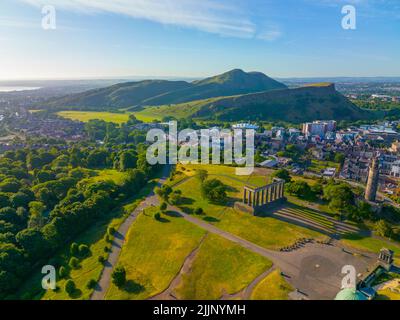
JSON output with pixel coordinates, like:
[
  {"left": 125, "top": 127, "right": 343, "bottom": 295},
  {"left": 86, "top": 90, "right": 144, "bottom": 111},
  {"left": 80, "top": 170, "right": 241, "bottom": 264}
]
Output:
[
  {"left": 201, "top": 179, "right": 228, "bottom": 203},
  {"left": 78, "top": 244, "right": 90, "bottom": 257},
  {"left": 0, "top": 193, "right": 10, "bottom": 208},
  {"left": 273, "top": 169, "right": 292, "bottom": 183},
  {"left": 59, "top": 266, "right": 68, "bottom": 279},
  {"left": 0, "top": 178, "right": 21, "bottom": 193},
  {"left": 334, "top": 153, "right": 345, "bottom": 164},
  {"left": 119, "top": 151, "right": 137, "bottom": 171},
  {"left": 286, "top": 181, "right": 311, "bottom": 198},
  {"left": 69, "top": 257, "right": 79, "bottom": 269},
  {"left": 375, "top": 220, "right": 393, "bottom": 238},
  {"left": 70, "top": 243, "right": 79, "bottom": 256},
  {"left": 10, "top": 192, "right": 31, "bottom": 209},
  {"left": 15, "top": 228, "right": 49, "bottom": 259},
  {"left": 160, "top": 202, "right": 167, "bottom": 212},
  {"left": 194, "top": 207, "right": 204, "bottom": 215},
  {"left": 28, "top": 201, "right": 46, "bottom": 228},
  {"left": 87, "top": 279, "right": 97, "bottom": 290},
  {"left": 112, "top": 266, "right": 126, "bottom": 288},
  {"left": 155, "top": 185, "right": 173, "bottom": 201},
  {"left": 169, "top": 193, "right": 182, "bottom": 205},
  {"left": 323, "top": 183, "right": 354, "bottom": 213},
  {"left": 65, "top": 280, "right": 76, "bottom": 296}
]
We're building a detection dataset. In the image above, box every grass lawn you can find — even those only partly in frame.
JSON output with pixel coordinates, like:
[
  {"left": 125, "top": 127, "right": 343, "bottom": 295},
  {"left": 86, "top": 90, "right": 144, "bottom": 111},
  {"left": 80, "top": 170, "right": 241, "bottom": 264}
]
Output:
[
  {"left": 88, "top": 169, "right": 128, "bottom": 185},
  {"left": 105, "top": 208, "right": 206, "bottom": 300},
  {"left": 173, "top": 165, "right": 327, "bottom": 250},
  {"left": 341, "top": 233, "right": 400, "bottom": 257},
  {"left": 250, "top": 269, "right": 294, "bottom": 300},
  {"left": 174, "top": 234, "right": 272, "bottom": 300},
  {"left": 376, "top": 289, "right": 400, "bottom": 300},
  {"left": 308, "top": 159, "right": 339, "bottom": 174},
  {"left": 57, "top": 110, "right": 158, "bottom": 124}
]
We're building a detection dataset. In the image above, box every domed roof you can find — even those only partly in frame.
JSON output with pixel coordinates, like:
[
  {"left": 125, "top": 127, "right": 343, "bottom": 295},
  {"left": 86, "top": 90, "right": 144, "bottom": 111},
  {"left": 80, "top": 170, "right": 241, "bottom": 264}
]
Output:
[{"left": 335, "top": 288, "right": 367, "bottom": 300}]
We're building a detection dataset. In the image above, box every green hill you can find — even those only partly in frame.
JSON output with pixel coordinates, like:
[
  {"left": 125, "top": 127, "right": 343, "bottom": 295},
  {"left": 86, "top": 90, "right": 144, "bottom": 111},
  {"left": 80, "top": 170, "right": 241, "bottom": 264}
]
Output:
[
  {"left": 140, "top": 69, "right": 287, "bottom": 106},
  {"left": 41, "top": 69, "right": 287, "bottom": 111},
  {"left": 139, "top": 83, "right": 372, "bottom": 123},
  {"left": 43, "top": 80, "right": 191, "bottom": 110}
]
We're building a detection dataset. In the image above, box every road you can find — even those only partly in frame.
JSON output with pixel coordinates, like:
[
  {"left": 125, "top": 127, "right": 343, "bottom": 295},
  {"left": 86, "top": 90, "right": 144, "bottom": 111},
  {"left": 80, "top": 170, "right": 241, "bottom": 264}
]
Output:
[{"left": 90, "top": 165, "right": 170, "bottom": 300}]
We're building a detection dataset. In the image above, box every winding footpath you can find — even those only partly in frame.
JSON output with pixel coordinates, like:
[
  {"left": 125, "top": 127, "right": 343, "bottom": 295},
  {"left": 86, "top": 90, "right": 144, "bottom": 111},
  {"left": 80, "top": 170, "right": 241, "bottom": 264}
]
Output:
[{"left": 90, "top": 166, "right": 171, "bottom": 300}]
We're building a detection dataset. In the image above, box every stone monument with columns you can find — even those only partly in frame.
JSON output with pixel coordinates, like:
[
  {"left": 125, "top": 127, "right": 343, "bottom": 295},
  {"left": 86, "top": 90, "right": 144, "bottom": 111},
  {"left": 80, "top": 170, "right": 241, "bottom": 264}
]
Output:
[{"left": 235, "top": 178, "right": 286, "bottom": 215}]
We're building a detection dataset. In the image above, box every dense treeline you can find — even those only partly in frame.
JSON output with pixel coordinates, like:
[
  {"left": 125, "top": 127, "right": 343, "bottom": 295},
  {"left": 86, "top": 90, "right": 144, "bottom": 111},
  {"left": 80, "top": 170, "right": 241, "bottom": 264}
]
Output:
[{"left": 0, "top": 120, "right": 158, "bottom": 299}]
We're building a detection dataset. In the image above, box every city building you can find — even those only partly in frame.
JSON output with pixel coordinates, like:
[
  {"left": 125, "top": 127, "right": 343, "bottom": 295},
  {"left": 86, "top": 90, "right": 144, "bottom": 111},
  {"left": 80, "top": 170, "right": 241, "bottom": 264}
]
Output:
[{"left": 302, "top": 120, "right": 337, "bottom": 137}]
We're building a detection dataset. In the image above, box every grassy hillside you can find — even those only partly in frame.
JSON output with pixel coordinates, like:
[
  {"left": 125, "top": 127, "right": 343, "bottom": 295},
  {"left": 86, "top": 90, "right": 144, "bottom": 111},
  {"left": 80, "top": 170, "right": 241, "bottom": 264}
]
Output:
[
  {"left": 44, "top": 80, "right": 191, "bottom": 110},
  {"left": 141, "top": 69, "right": 287, "bottom": 106},
  {"left": 140, "top": 83, "right": 373, "bottom": 123},
  {"left": 40, "top": 69, "right": 287, "bottom": 111}
]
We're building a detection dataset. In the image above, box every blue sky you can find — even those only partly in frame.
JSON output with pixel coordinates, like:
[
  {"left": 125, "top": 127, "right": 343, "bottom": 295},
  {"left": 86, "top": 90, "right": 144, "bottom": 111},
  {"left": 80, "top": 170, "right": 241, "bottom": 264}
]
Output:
[{"left": 0, "top": 0, "right": 399, "bottom": 80}]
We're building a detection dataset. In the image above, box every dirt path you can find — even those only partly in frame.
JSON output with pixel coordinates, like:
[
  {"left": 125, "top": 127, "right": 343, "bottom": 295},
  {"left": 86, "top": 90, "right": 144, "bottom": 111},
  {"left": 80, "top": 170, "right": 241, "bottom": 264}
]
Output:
[
  {"left": 90, "top": 166, "right": 171, "bottom": 300},
  {"left": 149, "top": 234, "right": 208, "bottom": 300},
  {"left": 220, "top": 266, "right": 276, "bottom": 300}
]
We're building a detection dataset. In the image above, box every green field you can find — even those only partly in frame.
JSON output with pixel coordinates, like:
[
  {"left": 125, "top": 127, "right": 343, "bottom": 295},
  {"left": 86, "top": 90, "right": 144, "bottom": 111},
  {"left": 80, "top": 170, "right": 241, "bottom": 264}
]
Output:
[
  {"left": 376, "top": 289, "right": 400, "bottom": 300},
  {"left": 250, "top": 269, "right": 293, "bottom": 300},
  {"left": 308, "top": 159, "right": 339, "bottom": 174},
  {"left": 341, "top": 234, "right": 400, "bottom": 258},
  {"left": 105, "top": 208, "right": 206, "bottom": 300},
  {"left": 57, "top": 111, "right": 160, "bottom": 124},
  {"left": 175, "top": 234, "right": 272, "bottom": 299},
  {"left": 172, "top": 164, "right": 327, "bottom": 250}
]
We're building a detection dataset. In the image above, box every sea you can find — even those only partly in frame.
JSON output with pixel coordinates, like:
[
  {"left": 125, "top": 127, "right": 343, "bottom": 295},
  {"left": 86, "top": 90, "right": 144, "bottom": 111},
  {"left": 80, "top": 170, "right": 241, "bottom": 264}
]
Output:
[{"left": 0, "top": 86, "right": 41, "bottom": 92}]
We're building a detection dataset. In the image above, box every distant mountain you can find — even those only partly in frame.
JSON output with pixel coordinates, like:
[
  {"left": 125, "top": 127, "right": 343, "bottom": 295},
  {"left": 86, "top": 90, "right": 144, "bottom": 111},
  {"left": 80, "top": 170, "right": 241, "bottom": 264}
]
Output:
[
  {"left": 143, "top": 83, "right": 372, "bottom": 123},
  {"left": 43, "top": 80, "right": 191, "bottom": 110},
  {"left": 41, "top": 69, "right": 287, "bottom": 110},
  {"left": 141, "top": 69, "right": 287, "bottom": 106}
]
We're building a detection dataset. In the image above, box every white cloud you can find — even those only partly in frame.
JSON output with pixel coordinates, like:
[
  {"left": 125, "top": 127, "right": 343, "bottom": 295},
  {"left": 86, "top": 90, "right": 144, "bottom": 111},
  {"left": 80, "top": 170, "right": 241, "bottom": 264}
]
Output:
[
  {"left": 19, "top": 0, "right": 258, "bottom": 38},
  {"left": 257, "top": 29, "right": 282, "bottom": 41}
]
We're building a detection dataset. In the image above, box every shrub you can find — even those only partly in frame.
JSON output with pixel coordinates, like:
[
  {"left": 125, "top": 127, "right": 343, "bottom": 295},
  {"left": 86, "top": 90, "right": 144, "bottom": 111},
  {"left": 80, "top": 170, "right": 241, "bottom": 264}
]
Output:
[
  {"left": 78, "top": 244, "right": 90, "bottom": 257},
  {"left": 160, "top": 202, "right": 167, "bottom": 212},
  {"left": 112, "top": 266, "right": 126, "bottom": 288},
  {"left": 69, "top": 257, "right": 79, "bottom": 269},
  {"left": 194, "top": 207, "right": 204, "bottom": 215},
  {"left": 86, "top": 279, "right": 97, "bottom": 290},
  {"left": 59, "top": 266, "right": 68, "bottom": 279},
  {"left": 98, "top": 256, "right": 106, "bottom": 264},
  {"left": 65, "top": 280, "right": 76, "bottom": 296},
  {"left": 107, "top": 227, "right": 116, "bottom": 236},
  {"left": 154, "top": 213, "right": 161, "bottom": 221},
  {"left": 70, "top": 242, "right": 79, "bottom": 256}
]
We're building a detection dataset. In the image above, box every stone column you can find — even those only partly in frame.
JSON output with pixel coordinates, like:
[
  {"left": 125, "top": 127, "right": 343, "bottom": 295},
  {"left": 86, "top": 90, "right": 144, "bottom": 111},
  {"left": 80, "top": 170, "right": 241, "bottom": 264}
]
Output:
[
  {"left": 260, "top": 189, "right": 265, "bottom": 206},
  {"left": 270, "top": 185, "right": 275, "bottom": 202},
  {"left": 251, "top": 191, "right": 255, "bottom": 207},
  {"left": 275, "top": 184, "right": 279, "bottom": 201}
]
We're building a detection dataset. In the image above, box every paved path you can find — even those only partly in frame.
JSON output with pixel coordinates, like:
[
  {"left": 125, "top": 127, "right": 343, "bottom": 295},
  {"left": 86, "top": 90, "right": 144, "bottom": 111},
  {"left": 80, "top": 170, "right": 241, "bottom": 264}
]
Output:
[
  {"left": 90, "top": 166, "right": 171, "bottom": 300},
  {"left": 167, "top": 205, "right": 374, "bottom": 300}
]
